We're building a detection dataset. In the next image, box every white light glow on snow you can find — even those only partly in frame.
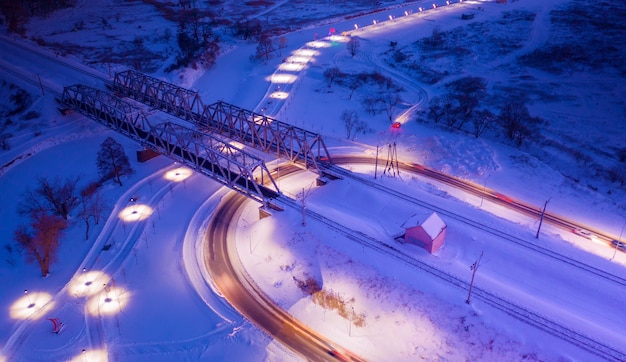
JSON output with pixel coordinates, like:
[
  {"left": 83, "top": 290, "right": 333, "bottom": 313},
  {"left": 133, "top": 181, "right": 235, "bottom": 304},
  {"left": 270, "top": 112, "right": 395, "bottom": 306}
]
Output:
[
  {"left": 164, "top": 167, "right": 193, "bottom": 182},
  {"left": 69, "top": 270, "right": 110, "bottom": 298},
  {"left": 269, "top": 73, "right": 297, "bottom": 84},
  {"left": 278, "top": 62, "right": 305, "bottom": 72},
  {"left": 69, "top": 349, "right": 108, "bottom": 362},
  {"left": 306, "top": 40, "right": 331, "bottom": 49},
  {"left": 283, "top": 55, "right": 311, "bottom": 64},
  {"left": 118, "top": 204, "right": 153, "bottom": 222},
  {"left": 87, "top": 286, "right": 130, "bottom": 316},
  {"left": 9, "top": 291, "right": 54, "bottom": 320},
  {"left": 293, "top": 49, "right": 319, "bottom": 58},
  {"left": 270, "top": 91, "right": 289, "bottom": 100}
]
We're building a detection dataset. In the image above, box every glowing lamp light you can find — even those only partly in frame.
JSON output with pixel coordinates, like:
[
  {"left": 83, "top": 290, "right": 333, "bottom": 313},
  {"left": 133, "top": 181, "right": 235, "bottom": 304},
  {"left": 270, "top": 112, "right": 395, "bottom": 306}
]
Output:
[
  {"left": 87, "top": 286, "right": 129, "bottom": 316},
  {"left": 228, "top": 141, "right": 244, "bottom": 150},
  {"left": 354, "top": 24, "right": 358, "bottom": 30},
  {"left": 118, "top": 204, "right": 153, "bottom": 222},
  {"left": 10, "top": 291, "right": 54, "bottom": 320},
  {"left": 69, "top": 349, "right": 108, "bottom": 362},
  {"left": 294, "top": 48, "right": 319, "bottom": 57},
  {"left": 269, "top": 73, "right": 298, "bottom": 84},
  {"left": 270, "top": 91, "right": 289, "bottom": 100},
  {"left": 287, "top": 55, "right": 312, "bottom": 64},
  {"left": 419, "top": 7, "right": 423, "bottom": 12},
  {"left": 279, "top": 62, "right": 306, "bottom": 72},
  {"left": 433, "top": 3, "right": 437, "bottom": 8},
  {"left": 405, "top": 11, "right": 409, "bottom": 16},
  {"left": 446, "top": 0, "right": 450, "bottom": 5},
  {"left": 389, "top": 15, "right": 393, "bottom": 20},
  {"left": 69, "top": 270, "right": 110, "bottom": 297},
  {"left": 305, "top": 40, "right": 331, "bottom": 48},
  {"left": 373, "top": 20, "right": 377, "bottom": 25},
  {"left": 164, "top": 167, "right": 192, "bottom": 182}
]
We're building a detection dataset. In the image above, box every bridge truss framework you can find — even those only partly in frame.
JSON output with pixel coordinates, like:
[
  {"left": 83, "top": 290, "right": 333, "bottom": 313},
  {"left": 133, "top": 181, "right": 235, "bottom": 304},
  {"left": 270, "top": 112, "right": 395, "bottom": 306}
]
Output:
[
  {"left": 112, "top": 69, "right": 332, "bottom": 172},
  {"left": 61, "top": 84, "right": 279, "bottom": 205}
]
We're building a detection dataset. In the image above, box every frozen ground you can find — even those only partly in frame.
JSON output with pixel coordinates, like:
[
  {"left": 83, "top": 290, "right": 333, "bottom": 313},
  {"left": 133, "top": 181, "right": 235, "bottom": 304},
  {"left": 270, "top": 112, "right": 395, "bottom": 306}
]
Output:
[{"left": 1, "top": 0, "right": 625, "bottom": 361}]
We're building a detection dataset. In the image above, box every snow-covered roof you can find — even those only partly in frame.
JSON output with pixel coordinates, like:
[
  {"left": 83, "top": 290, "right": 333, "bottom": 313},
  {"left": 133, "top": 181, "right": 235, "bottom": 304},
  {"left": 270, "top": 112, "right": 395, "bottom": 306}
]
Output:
[{"left": 421, "top": 212, "right": 446, "bottom": 240}]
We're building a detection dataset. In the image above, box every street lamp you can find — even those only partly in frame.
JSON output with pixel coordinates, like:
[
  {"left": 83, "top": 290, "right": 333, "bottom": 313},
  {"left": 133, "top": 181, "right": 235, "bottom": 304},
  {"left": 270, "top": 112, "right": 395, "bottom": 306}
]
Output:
[{"left": 24, "top": 289, "right": 34, "bottom": 308}]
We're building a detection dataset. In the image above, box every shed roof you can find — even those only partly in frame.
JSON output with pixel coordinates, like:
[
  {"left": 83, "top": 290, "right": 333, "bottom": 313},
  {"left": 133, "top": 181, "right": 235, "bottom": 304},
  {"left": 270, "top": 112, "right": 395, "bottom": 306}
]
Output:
[{"left": 421, "top": 212, "right": 446, "bottom": 240}]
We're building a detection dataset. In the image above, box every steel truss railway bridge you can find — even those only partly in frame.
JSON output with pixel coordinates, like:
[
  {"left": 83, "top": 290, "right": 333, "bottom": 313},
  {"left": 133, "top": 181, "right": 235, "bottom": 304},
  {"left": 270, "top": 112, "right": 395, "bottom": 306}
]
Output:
[
  {"left": 61, "top": 83, "right": 281, "bottom": 205},
  {"left": 60, "top": 70, "right": 334, "bottom": 206},
  {"left": 111, "top": 70, "right": 331, "bottom": 171}
]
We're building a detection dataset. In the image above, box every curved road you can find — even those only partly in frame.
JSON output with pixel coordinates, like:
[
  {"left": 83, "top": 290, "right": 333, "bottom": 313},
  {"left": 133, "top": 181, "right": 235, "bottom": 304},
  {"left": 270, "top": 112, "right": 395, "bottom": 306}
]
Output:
[
  {"left": 204, "top": 156, "right": 626, "bottom": 362},
  {"left": 205, "top": 191, "right": 363, "bottom": 361}
]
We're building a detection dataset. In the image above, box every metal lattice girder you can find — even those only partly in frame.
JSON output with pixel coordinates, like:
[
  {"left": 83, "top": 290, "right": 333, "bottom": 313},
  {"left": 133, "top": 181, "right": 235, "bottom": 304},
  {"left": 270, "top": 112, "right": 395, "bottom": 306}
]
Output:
[
  {"left": 149, "top": 122, "right": 279, "bottom": 203},
  {"left": 204, "top": 101, "right": 332, "bottom": 171},
  {"left": 112, "top": 70, "right": 332, "bottom": 172},
  {"left": 61, "top": 84, "right": 151, "bottom": 144},
  {"left": 113, "top": 70, "right": 204, "bottom": 121}
]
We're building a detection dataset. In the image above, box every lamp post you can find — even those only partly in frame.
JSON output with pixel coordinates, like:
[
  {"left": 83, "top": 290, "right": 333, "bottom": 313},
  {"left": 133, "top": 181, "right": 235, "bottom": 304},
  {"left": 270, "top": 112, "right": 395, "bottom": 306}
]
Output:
[{"left": 24, "top": 289, "right": 34, "bottom": 308}]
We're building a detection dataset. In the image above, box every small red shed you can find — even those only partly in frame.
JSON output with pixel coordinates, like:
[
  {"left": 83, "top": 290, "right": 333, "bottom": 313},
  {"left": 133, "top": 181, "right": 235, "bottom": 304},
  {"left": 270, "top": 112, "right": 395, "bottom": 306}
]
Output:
[{"left": 403, "top": 212, "right": 447, "bottom": 254}]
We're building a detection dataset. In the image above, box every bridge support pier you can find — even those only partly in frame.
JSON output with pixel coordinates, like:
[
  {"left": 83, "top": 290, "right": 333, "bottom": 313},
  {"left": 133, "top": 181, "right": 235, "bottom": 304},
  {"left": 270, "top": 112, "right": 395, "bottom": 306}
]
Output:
[{"left": 259, "top": 206, "right": 272, "bottom": 220}]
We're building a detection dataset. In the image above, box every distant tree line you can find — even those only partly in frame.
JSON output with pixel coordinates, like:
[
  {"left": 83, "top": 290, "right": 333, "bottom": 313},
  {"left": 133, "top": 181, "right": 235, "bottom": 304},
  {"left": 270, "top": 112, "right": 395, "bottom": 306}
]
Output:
[
  {"left": 11, "top": 137, "right": 133, "bottom": 276},
  {"left": 424, "top": 76, "right": 543, "bottom": 146},
  {"left": 165, "top": 9, "right": 221, "bottom": 72},
  {"left": 0, "top": 0, "right": 76, "bottom": 33}
]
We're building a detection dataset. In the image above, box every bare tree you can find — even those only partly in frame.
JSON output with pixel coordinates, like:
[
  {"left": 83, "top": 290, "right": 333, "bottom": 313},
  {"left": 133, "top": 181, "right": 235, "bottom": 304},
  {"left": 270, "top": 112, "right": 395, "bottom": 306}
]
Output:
[
  {"left": 380, "top": 90, "right": 403, "bottom": 122},
  {"left": 445, "top": 77, "right": 487, "bottom": 130},
  {"left": 347, "top": 77, "right": 362, "bottom": 99},
  {"left": 0, "top": 2, "right": 28, "bottom": 34},
  {"left": 14, "top": 210, "right": 67, "bottom": 276},
  {"left": 254, "top": 32, "right": 275, "bottom": 63},
  {"left": 18, "top": 176, "right": 80, "bottom": 220},
  {"left": 347, "top": 37, "right": 360, "bottom": 57},
  {"left": 442, "top": 96, "right": 461, "bottom": 128},
  {"left": 200, "top": 33, "right": 220, "bottom": 68},
  {"left": 78, "top": 182, "right": 107, "bottom": 240},
  {"left": 427, "top": 97, "right": 444, "bottom": 124},
  {"left": 341, "top": 110, "right": 368, "bottom": 140},
  {"left": 277, "top": 36, "right": 288, "bottom": 56},
  {"left": 361, "top": 96, "right": 380, "bottom": 116},
  {"left": 97, "top": 137, "right": 134, "bottom": 186},
  {"left": 323, "top": 67, "right": 342, "bottom": 88},
  {"left": 499, "top": 102, "right": 540, "bottom": 146},
  {"left": 472, "top": 109, "right": 495, "bottom": 138}
]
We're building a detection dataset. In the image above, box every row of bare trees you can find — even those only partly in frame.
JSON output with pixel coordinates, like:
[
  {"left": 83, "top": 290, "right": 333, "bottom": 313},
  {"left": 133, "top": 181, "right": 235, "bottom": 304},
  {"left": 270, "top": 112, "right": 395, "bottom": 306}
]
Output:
[
  {"left": 0, "top": 0, "right": 76, "bottom": 33},
  {"left": 12, "top": 137, "right": 133, "bottom": 276},
  {"left": 426, "top": 77, "right": 543, "bottom": 146}
]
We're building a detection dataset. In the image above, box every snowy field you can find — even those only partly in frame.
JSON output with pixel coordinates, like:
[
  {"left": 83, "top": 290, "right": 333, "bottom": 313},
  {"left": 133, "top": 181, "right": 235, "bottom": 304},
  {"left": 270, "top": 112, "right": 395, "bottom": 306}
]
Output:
[{"left": 1, "top": 0, "right": 625, "bottom": 361}]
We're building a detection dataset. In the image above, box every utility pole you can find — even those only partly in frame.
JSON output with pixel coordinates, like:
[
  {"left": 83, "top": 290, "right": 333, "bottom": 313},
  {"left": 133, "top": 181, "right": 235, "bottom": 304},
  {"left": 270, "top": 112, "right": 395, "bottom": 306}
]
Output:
[
  {"left": 466, "top": 251, "right": 483, "bottom": 304},
  {"left": 535, "top": 198, "right": 551, "bottom": 239},
  {"left": 299, "top": 184, "right": 313, "bottom": 226},
  {"left": 611, "top": 220, "right": 626, "bottom": 260},
  {"left": 374, "top": 144, "right": 380, "bottom": 179},
  {"left": 480, "top": 174, "right": 490, "bottom": 208}
]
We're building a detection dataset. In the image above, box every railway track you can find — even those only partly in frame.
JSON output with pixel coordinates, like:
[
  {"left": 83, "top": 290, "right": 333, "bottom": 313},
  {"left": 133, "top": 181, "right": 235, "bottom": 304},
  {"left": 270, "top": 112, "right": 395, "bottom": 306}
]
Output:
[
  {"left": 273, "top": 192, "right": 626, "bottom": 362},
  {"left": 325, "top": 156, "right": 626, "bottom": 288}
]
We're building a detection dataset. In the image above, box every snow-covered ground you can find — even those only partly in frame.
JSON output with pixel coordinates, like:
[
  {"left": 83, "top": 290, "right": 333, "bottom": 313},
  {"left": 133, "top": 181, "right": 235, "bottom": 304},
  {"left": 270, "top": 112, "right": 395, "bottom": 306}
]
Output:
[{"left": 1, "top": 0, "right": 625, "bottom": 361}]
